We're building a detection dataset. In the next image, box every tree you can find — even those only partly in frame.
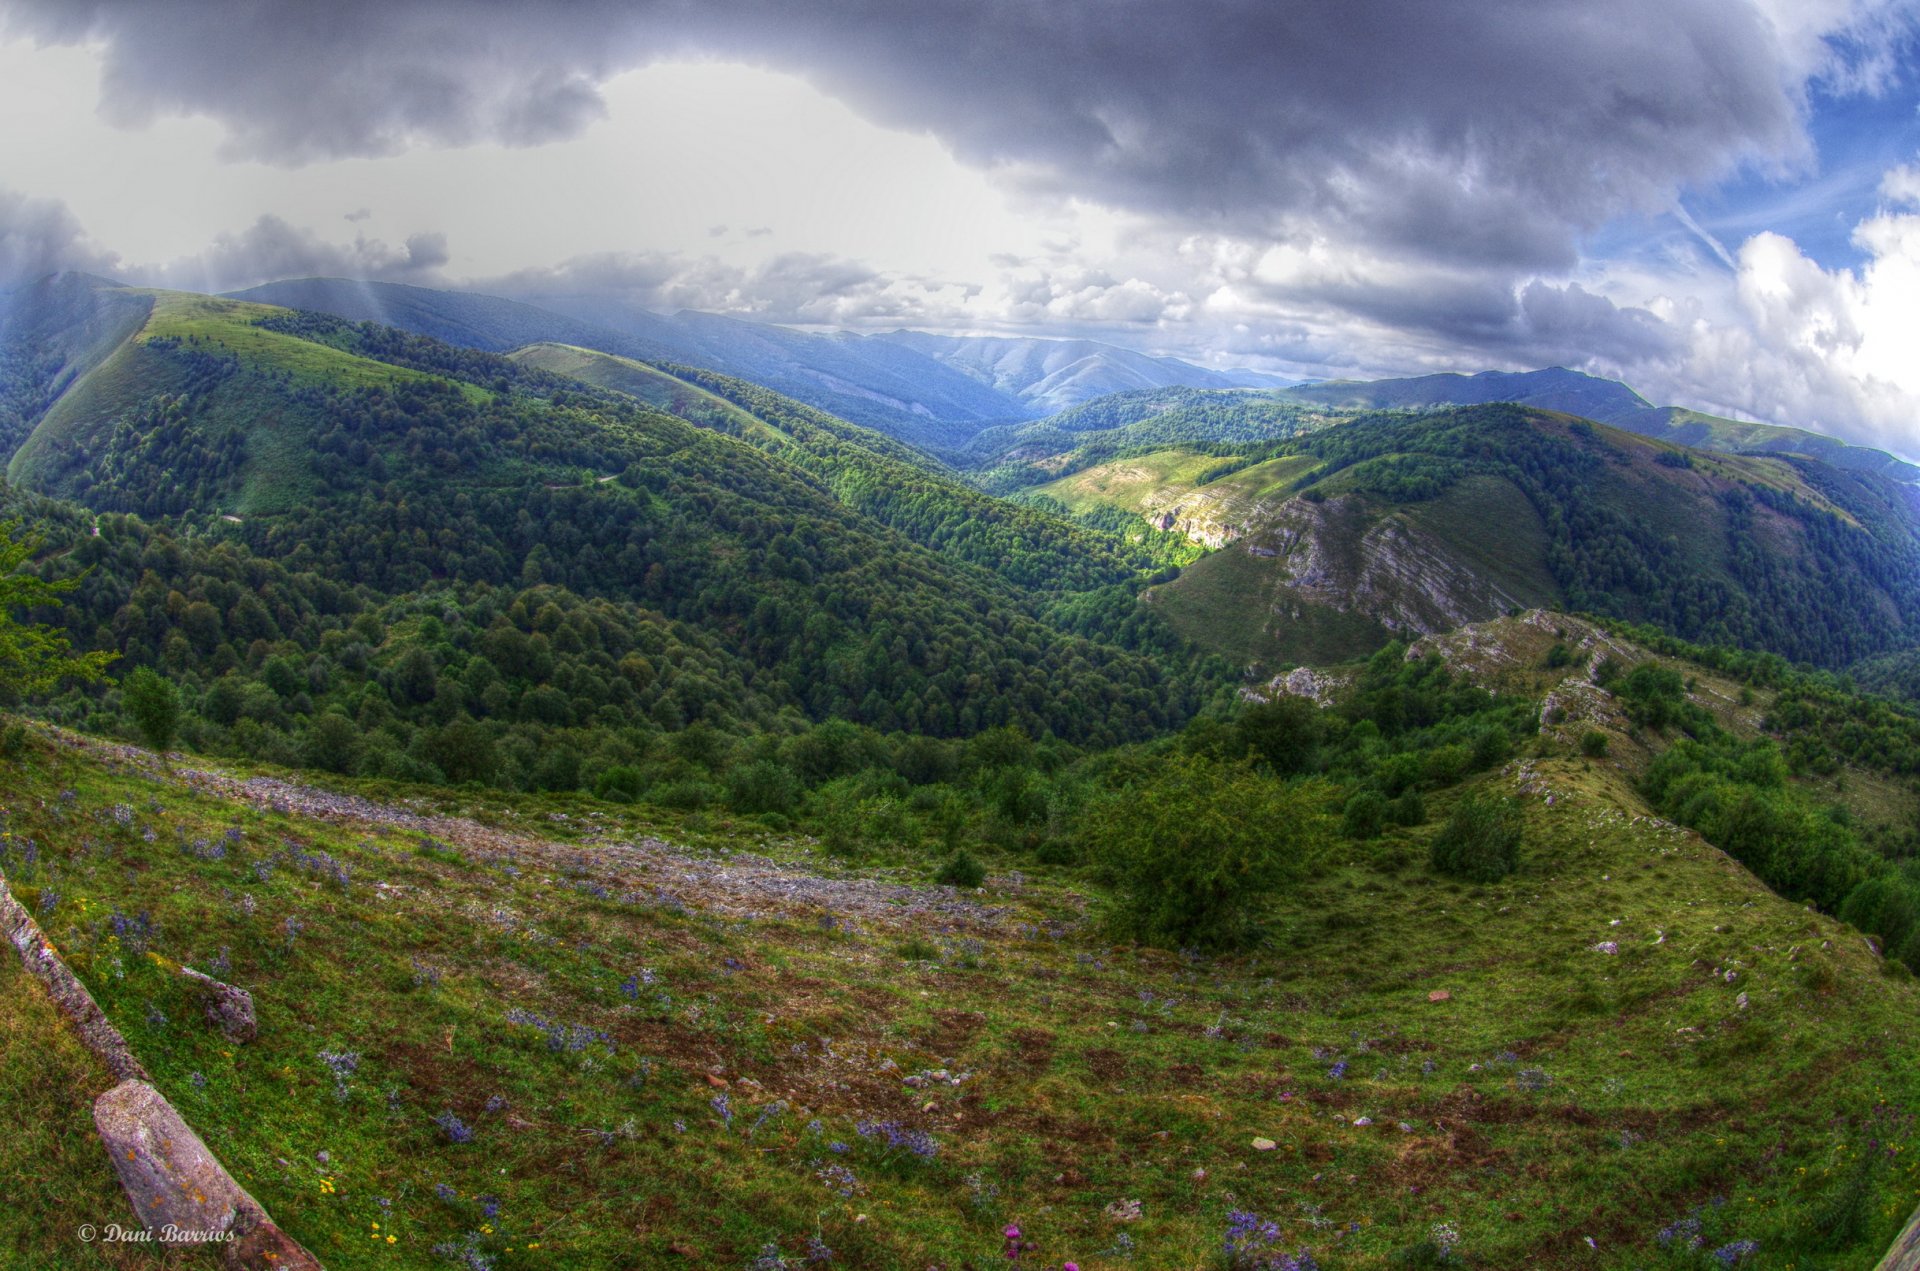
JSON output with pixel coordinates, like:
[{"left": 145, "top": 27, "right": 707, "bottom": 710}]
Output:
[
  {"left": 1082, "top": 756, "right": 1330, "bottom": 950},
  {"left": 1429, "top": 790, "right": 1524, "bottom": 882},
  {"left": 0, "top": 519, "right": 116, "bottom": 705},
  {"left": 122, "top": 667, "right": 181, "bottom": 755}
]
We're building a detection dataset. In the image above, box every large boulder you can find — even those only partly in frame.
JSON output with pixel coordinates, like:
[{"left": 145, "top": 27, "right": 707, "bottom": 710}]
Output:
[{"left": 93, "top": 1080, "right": 322, "bottom": 1269}]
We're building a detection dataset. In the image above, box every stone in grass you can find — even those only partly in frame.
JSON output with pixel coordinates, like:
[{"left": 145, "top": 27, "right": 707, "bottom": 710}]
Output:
[
  {"left": 1427, "top": 989, "right": 1452, "bottom": 1003},
  {"left": 1251, "top": 1137, "right": 1277, "bottom": 1151},
  {"left": 93, "top": 1080, "right": 321, "bottom": 1270},
  {"left": 181, "top": 967, "right": 257, "bottom": 1043}
]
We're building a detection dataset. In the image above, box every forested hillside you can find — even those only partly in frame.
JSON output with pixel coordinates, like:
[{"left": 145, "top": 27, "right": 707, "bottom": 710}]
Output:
[{"left": 0, "top": 282, "right": 1232, "bottom": 803}]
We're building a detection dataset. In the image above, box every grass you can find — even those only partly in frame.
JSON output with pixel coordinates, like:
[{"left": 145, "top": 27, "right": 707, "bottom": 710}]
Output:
[
  {"left": 0, "top": 917, "right": 214, "bottom": 1268},
  {"left": 510, "top": 345, "right": 786, "bottom": 445},
  {"left": 6, "top": 716, "right": 1920, "bottom": 1268},
  {"left": 1030, "top": 451, "right": 1322, "bottom": 543},
  {"left": 138, "top": 293, "right": 489, "bottom": 403}
]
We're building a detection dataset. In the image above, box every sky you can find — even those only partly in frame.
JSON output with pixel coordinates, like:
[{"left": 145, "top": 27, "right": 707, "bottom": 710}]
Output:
[{"left": 1, "top": 0, "right": 1918, "bottom": 454}]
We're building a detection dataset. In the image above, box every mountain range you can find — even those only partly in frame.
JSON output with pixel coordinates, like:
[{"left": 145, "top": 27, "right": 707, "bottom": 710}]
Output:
[{"left": 8, "top": 269, "right": 1920, "bottom": 1266}]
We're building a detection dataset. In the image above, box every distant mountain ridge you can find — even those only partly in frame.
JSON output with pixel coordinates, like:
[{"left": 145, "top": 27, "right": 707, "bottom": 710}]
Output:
[
  {"left": 874, "top": 330, "right": 1293, "bottom": 415},
  {"left": 1281, "top": 366, "right": 1920, "bottom": 483},
  {"left": 224, "top": 278, "right": 1298, "bottom": 447}
]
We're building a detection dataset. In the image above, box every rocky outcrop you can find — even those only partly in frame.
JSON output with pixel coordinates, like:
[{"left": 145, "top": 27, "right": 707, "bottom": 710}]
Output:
[
  {"left": 93, "top": 1080, "right": 323, "bottom": 1269},
  {"left": 1249, "top": 494, "right": 1531, "bottom": 637},
  {"left": 1248, "top": 666, "right": 1351, "bottom": 707},
  {"left": 180, "top": 967, "right": 257, "bottom": 1043}
]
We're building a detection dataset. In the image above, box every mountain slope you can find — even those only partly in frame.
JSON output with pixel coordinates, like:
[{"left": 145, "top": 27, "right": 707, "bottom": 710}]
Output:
[
  {"left": 1281, "top": 367, "right": 1920, "bottom": 482},
  {"left": 509, "top": 341, "right": 1154, "bottom": 592},
  {"left": 10, "top": 608, "right": 1920, "bottom": 1266},
  {"left": 2, "top": 278, "right": 1217, "bottom": 749},
  {"left": 878, "top": 330, "right": 1293, "bottom": 415},
  {"left": 1074, "top": 406, "right": 1920, "bottom": 671},
  {"left": 230, "top": 278, "right": 1029, "bottom": 450}
]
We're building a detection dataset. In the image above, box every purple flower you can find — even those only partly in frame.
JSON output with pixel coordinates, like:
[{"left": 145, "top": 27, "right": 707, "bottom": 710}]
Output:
[
  {"left": 1326, "top": 1060, "right": 1348, "bottom": 1081},
  {"left": 434, "top": 1110, "right": 474, "bottom": 1144}
]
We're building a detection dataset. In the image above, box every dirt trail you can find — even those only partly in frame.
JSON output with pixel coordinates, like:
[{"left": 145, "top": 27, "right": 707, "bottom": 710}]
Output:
[{"left": 56, "top": 732, "right": 1009, "bottom": 931}]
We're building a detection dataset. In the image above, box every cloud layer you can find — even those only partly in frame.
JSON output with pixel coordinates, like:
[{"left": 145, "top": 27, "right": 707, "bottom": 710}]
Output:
[
  {"left": 4, "top": 1, "right": 1917, "bottom": 452},
  {"left": 7, "top": 0, "right": 1891, "bottom": 273}
]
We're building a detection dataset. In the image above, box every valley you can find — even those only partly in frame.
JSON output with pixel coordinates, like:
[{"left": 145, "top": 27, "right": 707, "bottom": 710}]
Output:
[{"left": 4, "top": 274, "right": 1920, "bottom": 1269}]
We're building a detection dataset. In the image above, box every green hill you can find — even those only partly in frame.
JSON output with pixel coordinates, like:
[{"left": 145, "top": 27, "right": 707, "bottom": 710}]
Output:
[
  {"left": 9, "top": 605, "right": 1920, "bottom": 1267},
  {"left": 1278, "top": 367, "right": 1920, "bottom": 484},
  {"left": 1031, "top": 406, "right": 1920, "bottom": 672},
  {"left": 0, "top": 281, "right": 1223, "bottom": 766}
]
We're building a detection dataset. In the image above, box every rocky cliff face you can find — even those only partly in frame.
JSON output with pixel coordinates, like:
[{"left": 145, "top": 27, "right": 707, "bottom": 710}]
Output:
[{"left": 1246, "top": 493, "right": 1533, "bottom": 637}]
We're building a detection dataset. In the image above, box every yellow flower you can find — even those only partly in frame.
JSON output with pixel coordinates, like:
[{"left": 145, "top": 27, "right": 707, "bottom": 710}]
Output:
[{"left": 387, "top": 1236, "right": 397, "bottom": 1245}]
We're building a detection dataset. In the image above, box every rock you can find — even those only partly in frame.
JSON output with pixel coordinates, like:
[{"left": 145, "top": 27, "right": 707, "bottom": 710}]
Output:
[
  {"left": 181, "top": 967, "right": 257, "bottom": 1043},
  {"left": 1103, "top": 1199, "right": 1143, "bottom": 1222},
  {"left": 93, "top": 1080, "right": 323, "bottom": 1269},
  {"left": 1352, "top": 1117, "right": 1373, "bottom": 1127},
  {"left": 1, "top": 876, "right": 148, "bottom": 1083},
  {"left": 227, "top": 1219, "right": 325, "bottom": 1270},
  {"left": 1427, "top": 989, "right": 1451, "bottom": 1003},
  {"left": 95, "top": 1080, "right": 251, "bottom": 1237},
  {"left": 1591, "top": 941, "right": 1619, "bottom": 955},
  {"left": 1251, "top": 1137, "right": 1277, "bottom": 1151}
]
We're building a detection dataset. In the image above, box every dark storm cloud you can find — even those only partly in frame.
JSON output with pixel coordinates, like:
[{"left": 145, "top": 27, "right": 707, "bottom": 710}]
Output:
[{"left": 1, "top": 0, "right": 1845, "bottom": 276}]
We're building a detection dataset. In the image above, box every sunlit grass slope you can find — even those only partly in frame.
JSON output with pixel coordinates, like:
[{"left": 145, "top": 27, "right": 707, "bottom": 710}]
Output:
[{"left": 6, "top": 718, "right": 1920, "bottom": 1269}]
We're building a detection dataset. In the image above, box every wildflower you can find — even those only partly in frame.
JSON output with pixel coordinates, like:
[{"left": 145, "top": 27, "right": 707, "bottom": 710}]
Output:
[
  {"left": 1326, "top": 1060, "right": 1348, "bottom": 1081},
  {"left": 711, "top": 1094, "right": 733, "bottom": 1128},
  {"left": 318, "top": 1050, "right": 360, "bottom": 1101},
  {"left": 434, "top": 1111, "right": 474, "bottom": 1144},
  {"left": 805, "top": 1234, "right": 834, "bottom": 1263},
  {"left": 485, "top": 1094, "right": 509, "bottom": 1113},
  {"left": 1003, "top": 1224, "right": 1035, "bottom": 1262},
  {"left": 750, "top": 1100, "right": 788, "bottom": 1139},
  {"left": 855, "top": 1119, "right": 938, "bottom": 1160},
  {"left": 1712, "top": 1240, "right": 1760, "bottom": 1265},
  {"left": 435, "top": 1183, "right": 459, "bottom": 1203},
  {"left": 815, "top": 1162, "right": 860, "bottom": 1198}
]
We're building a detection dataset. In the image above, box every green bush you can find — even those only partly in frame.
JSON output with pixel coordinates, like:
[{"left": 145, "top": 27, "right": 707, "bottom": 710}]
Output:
[
  {"left": 1391, "top": 790, "right": 1426, "bottom": 826},
  {"left": 592, "top": 764, "right": 645, "bottom": 803},
  {"left": 1429, "top": 790, "right": 1523, "bottom": 882},
  {"left": 123, "top": 666, "right": 181, "bottom": 754},
  {"left": 1342, "top": 789, "right": 1388, "bottom": 839},
  {"left": 934, "top": 851, "right": 987, "bottom": 889},
  {"left": 1081, "top": 756, "right": 1329, "bottom": 951},
  {"left": 726, "top": 760, "right": 800, "bottom": 815},
  {"left": 1579, "top": 730, "right": 1610, "bottom": 758}
]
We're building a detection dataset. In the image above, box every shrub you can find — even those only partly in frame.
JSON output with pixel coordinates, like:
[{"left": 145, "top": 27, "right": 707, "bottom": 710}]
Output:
[
  {"left": 726, "top": 760, "right": 800, "bottom": 815},
  {"left": 593, "top": 764, "right": 645, "bottom": 803},
  {"left": 1430, "top": 791, "right": 1523, "bottom": 882},
  {"left": 1391, "top": 790, "right": 1426, "bottom": 826},
  {"left": 123, "top": 666, "right": 181, "bottom": 754},
  {"left": 1342, "top": 789, "right": 1388, "bottom": 839},
  {"left": 934, "top": 851, "right": 986, "bottom": 889},
  {"left": 1580, "top": 730, "right": 1610, "bottom": 758},
  {"left": 1081, "top": 756, "right": 1330, "bottom": 951}
]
